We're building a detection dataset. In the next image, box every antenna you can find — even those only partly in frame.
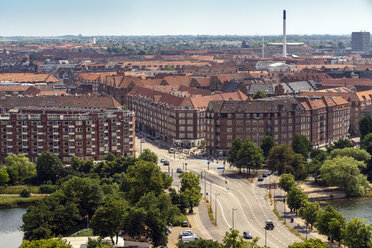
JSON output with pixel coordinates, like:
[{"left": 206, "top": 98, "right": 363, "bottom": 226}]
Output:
[{"left": 283, "top": 10, "right": 287, "bottom": 58}]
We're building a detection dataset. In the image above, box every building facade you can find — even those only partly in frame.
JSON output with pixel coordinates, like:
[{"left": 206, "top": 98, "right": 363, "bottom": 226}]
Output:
[
  {"left": 205, "top": 96, "right": 350, "bottom": 155},
  {"left": 351, "top": 32, "right": 371, "bottom": 52},
  {"left": 0, "top": 96, "right": 135, "bottom": 163}
]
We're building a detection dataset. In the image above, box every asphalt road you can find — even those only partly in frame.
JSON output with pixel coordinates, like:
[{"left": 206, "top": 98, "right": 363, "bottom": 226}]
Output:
[{"left": 135, "top": 137, "right": 302, "bottom": 247}]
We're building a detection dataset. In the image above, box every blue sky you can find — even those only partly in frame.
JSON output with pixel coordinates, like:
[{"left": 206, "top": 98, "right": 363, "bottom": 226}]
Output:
[{"left": 1, "top": 0, "right": 371, "bottom": 36}]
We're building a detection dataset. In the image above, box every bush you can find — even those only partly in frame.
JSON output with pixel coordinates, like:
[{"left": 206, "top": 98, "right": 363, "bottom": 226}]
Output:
[
  {"left": 40, "top": 184, "right": 57, "bottom": 194},
  {"left": 171, "top": 213, "right": 188, "bottom": 226},
  {"left": 20, "top": 189, "right": 31, "bottom": 198}
]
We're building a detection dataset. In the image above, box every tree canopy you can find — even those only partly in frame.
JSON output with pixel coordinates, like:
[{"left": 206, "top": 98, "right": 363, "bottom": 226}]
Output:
[
  {"left": 138, "top": 149, "right": 158, "bottom": 164},
  {"left": 36, "top": 151, "right": 63, "bottom": 184},
  {"left": 288, "top": 239, "right": 330, "bottom": 248},
  {"left": 359, "top": 114, "right": 372, "bottom": 140},
  {"left": 236, "top": 139, "right": 264, "bottom": 175},
  {"left": 252, "top": 90, "right": 267, "bottom": 99},
  {"left": 327, "top": 138, "right": 353, "bottom": 152},
  {"left": 0, "top": 168, "right": 10, "bottom": 186},
  {"left": 292, "top": 134, "right": 312, "bottom": 158},
  {"left": 279, "top": 174, "right": 296, "bottom": 192},
  {"left": 179, "top": 172, "right": 202, "bottom": 213},
  {"left": 344, "top": 217, "right": 372, "bottom": 248},
  {"left": 299, "top": 200, "right": 320, "bottom": 229},
  {"left": 5, "top": 154, "right": 36, "bottom": 184},
  {"left": 21, "top": 239, "right": 72, "bottom": 248},
  {"left": 227, "top": 138, "right": 243, "bottom": 167},
  {"left": 315, "top": 205, "right": 345, "bottom": 242},
  {"left": 286, "top": 186, "right": 308, "bottom": 213},
  {"left": 260, "top": 136, "right": 277, "bottom": 159},
  {"left": 320, "top": 156, "right": 368, "bottom": 197}
]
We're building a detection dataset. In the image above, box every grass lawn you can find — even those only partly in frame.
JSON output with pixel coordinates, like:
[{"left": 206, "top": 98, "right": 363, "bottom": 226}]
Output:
[
  {"left": 0, "top": 185, "right": 40, "bottom": 194},
  {"left": 0, "top": 194, "right": 45, "bottom": 208},
  {"left": 72, "top": 229, "right": 94, "bottom": 237}
]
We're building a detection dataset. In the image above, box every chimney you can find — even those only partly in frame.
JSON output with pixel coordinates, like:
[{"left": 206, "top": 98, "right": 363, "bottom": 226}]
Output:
[{"left": 283, "top": 10, "right": 287, "bottom": 58}]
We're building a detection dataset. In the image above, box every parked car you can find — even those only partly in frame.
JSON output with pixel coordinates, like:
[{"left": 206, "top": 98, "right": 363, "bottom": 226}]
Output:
[
  {"left": 243, "top": 231, "right": 252, "bottom": 239},
  {"left": 163, "top": 161, "right": 169, "bottom": 166},
  {"left": 177, "top": 168, "right": 184, "bottom": 173},
  {"left": 265, "top": 220, "right": 275, "bottom": 230},
  {"left": 182, "top": 234, "right": 199, "bottom": 243},
  {"left": 257, "top": 176, "right": 264, "bottom": 181},
  {"left": 160, "top": 158, "right": 166, "bottom": 163},
  {"left": 179, "top": 230, "right": 193, "bottom": 238},
  {"left": 262, "top": 173, "right": 268, "bottom": 178},
  {"left": 169, "top": 148, "right": 175, "bottom": 153},
  {"left": 141, "top": 138, "right": 145, "bottom": 143},
  {"left": 166, "top": 225, "right": 172, "bottom": 234},
  {"left": 181, "top": 220, "right": 189, "bottom": 227}
]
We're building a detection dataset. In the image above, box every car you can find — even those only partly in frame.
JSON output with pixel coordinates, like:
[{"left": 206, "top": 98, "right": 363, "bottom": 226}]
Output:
[
  {"left": 273, "top": 171, "right": 279, "bottom": 175},
  {"left": 262, "top": 173, "right": 268, "bottom": 178},
  {"left": 169, "top": 148, "right": 175, "bottom": 153},
  {"left": 166, "top": 225, "right": 172, "bottom": 234},
  {"left": 182, "top": 234, "right": 199, "bottom": 243},
  {"left": 160, "top": 158, "right": 166, "bottom": 163},
  {"left": 267, "top": 170, "right": 273, "bottom": 175},
  {"left": 163, "top": 161, "right": 169, "bottom": 166},
  {"left": 265, "top": 220, "right": 275, "bottom": 230},
  {"left": 181, "top": 220, "right": 189, "bottom": 227},
  {"left": 177, "top": 168, "right": 184, "bottom": 173},
  {"left": 243, "top": 231, "right": 252, "bottom": 239},
  {"left": 179, "top": 230, "right": 193, "bottom": 238},
  {"left": 140, "top": 138, "right": 145, "bottom": 143},
  {"left": 257, "top": 176, "right": 264, "bottom": 181}
]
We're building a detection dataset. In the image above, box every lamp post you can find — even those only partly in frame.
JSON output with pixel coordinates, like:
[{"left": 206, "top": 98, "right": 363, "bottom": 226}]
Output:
[
  {"left": 283, "top": 192, "right": 286, "bottom": 224},
  {"left": 232, "top": 208, "right": 237, "bottom": 229},
  {"left": 215, "top": 193, "right": 220, "bottom": 225},
  {"left": 265, "top": 226, "right": 267, "bottom": 247}
]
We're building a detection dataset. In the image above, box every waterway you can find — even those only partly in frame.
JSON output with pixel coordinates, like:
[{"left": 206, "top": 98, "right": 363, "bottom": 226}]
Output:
[
  {"left": 330, "top": 197, "right": 372, "bottom": 224},
  {"left": 0, "top": 208, "right": 26, "bottom": 248}
]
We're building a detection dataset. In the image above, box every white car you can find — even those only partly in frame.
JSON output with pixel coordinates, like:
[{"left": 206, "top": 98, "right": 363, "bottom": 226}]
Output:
[
  {"left": 182, "top": 234, "right": 199, "bottom": 243},
  {"left": 179, "top": 230, "right": 193, "bottom": 238}
]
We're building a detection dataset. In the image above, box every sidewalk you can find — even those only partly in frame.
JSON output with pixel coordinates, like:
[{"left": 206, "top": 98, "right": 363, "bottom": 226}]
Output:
[{"left": 187, "top": 199, "right": 225, "bottom": 242}]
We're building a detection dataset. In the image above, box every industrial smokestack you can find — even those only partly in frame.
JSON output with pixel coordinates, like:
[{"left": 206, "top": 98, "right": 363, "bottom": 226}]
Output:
[{"left": 283, "top": 10, "right": 287, "bottom": 57}]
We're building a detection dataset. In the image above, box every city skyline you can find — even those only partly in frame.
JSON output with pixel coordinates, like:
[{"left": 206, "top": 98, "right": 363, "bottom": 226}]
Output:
[{"left": 1, "top": 0, "right": 371, "bottom": 36}]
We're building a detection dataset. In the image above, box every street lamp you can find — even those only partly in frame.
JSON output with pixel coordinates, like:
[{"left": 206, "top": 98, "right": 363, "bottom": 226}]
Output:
[
  {"left": 264, "top": 226, "right": 267, "bottom": 247},
  {"left": 232, "top": 208, "right": 238, "bottom": 230},
  {"left": 215, "top": 193, "right": 220, "bottom": 225}
]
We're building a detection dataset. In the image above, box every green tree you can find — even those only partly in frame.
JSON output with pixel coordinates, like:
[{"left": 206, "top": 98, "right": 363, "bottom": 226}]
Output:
[
  {"left": 138, "top": 148, "right": 158, "bottom": 164},
  {"left": 179, "top": 172, "right": 202, "bottom": 213},
  {"left": 36, "top": 151, "right": 63, "bottom": 184},
  {"left": 288, "top": 239, "right": 330, "bottom": 248},
  {"left": 260, "top": 136, "right": 277, "bottom": 159},
  {"left": 105, "top": 153, "right": 116, "bottom": 162},
  {"left": 361, "top": 133, "right": 372, "bottom": 155},
  {"left": 222, "top": 229, "right": 248, "bottom": 248},
  {"left": 252, "top": 90, "right": 267, "bottom": 99},
  {"left": 177, "top": 239, "right": 223, "bottom": 248},
  {"left": 315, "top": 205, "right": 345, "bottom": 242},
  {"left": 87, "top": 237, "right": 113, "bottom": 248},
  {"left": 359, "top": 114, "right": 372, "bottom": 140},
  {"left": 330, "top": 147, "right": 371, "bottom": 163},
  {"left": 299, "top": 200, "right": 320, "bottom": 229},
  {"left": 60, "top": 177, "right": 104, "bottom": 217},
  {"left": 21, "top": 239, "right": 72, "bottom": 248},
  {"left": 320, "top": 157, "right": 368, "bottom": 197},
  {"left": 287, "top": 186, "right": 308, "bottom": 213},
  {"left": 292, "top": 134, "right": 312, "bottom": 158},
  {"left": 344, "top": 217, "right": 372, "bottom": 248},
  {"left": 121, "top": 160, "right": 172, "bottom": 203},
  {"left": 227, "top": 138, "right": 243, "bottom": 170},
  {"left": 5, "top": 154, "right": 36, "bottom": 184},
  {"left": 91, "top": 199, "right": 127, "bottom": 244},
  {"left": 327, "top": 138, "right": 353, "bottom": 152},
  {"left": 236, "top": 139, "right": 264, "bottom": 175},
  {"left": 0, "top": 168, "right": 10, "bottom": 186},
  {"left": 279, "top": 174, "right": 296, "bottom": 192},
  {"left": 267, "top": 144, "right": 307, "bottom": 179}
]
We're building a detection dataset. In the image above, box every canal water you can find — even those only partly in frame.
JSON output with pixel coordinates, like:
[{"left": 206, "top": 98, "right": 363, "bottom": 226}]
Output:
[
  {"left": 0, "top": 208, "right": 26, "bottom": 248},
  {"left": 330, "top": 197, "right": 372, "bottom": 224}
]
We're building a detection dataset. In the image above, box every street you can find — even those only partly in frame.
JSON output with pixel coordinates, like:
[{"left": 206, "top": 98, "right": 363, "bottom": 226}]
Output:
[{"left": 135, "top": 136, "right": 303, "bottom": 247}]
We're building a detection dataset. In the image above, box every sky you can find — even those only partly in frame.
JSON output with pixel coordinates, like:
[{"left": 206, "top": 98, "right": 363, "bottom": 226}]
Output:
[{"left": 1, "top": 0, "right": 371, "bottom": 36}]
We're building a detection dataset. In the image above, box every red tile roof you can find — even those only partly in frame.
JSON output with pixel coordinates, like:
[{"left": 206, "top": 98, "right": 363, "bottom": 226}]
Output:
[{"left": 0, "top": 73, "right": 58, "bottom": 83}]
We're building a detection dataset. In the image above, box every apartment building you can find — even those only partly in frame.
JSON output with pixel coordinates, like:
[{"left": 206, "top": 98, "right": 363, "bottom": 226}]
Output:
[
  {"left": 0, "top": 96, "right": 135, "bottom": 163},
  {"left": 126, "top": 85, "right": 247, "bottom": 147},
  {"left": 205, "top": 96, "right": 350, "bottom": 155}
]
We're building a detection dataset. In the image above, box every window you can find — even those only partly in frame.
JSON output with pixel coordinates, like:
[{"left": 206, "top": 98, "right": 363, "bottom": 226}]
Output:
[
  {"left": 227, "top": 128, "right": 232, "bottom": 133},
  {"left": 227, "top": 120, "right": 232, "bottom": 125}
]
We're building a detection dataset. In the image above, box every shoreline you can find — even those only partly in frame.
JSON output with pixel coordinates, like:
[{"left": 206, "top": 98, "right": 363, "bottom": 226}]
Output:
[{"left": 0, "top": 195, "right": 45, "bottom": 209}]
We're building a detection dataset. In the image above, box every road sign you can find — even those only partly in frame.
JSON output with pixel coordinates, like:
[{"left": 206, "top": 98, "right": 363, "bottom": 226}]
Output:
[{"left": 217, "top": 167, "right": 224, "bottom": 169}]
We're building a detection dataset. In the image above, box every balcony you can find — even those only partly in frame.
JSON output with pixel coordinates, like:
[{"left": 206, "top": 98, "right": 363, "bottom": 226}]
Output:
[
  {"left": 6, "top": 125, "right": 13, "bottom": 128},
  {"left": 37, "top": 125, "right": 43, "bottom": 128},
  {"left": 6, "top": 132, "right": 13, "bottom": 135},
  {"left": 52, "top": 125, "right": 59, "bottom": 128}
]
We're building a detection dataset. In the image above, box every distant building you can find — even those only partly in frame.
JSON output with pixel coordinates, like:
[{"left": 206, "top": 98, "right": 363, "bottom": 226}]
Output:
[
  {"left": 0, "top": 96, "right": 135, "bottom": 162},
  {"left": 351, "top": 32, "right": 371, "bottom": 52}
]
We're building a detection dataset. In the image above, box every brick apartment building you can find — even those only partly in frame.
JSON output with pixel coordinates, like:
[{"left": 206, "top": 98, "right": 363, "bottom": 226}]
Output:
[
  {"left": 0, "top": 96, "right": 135, "bottom": 163},
  {"left": 126, "top": 85, "right": 247, "bottom": 147},
  {"left": 205, "top": 96, "right": 350, "bottom": 155}
]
